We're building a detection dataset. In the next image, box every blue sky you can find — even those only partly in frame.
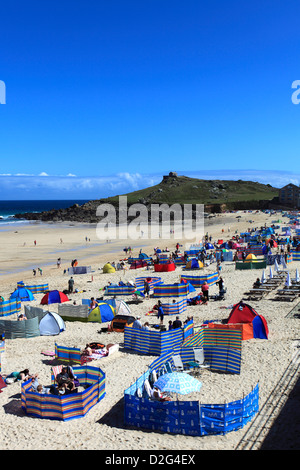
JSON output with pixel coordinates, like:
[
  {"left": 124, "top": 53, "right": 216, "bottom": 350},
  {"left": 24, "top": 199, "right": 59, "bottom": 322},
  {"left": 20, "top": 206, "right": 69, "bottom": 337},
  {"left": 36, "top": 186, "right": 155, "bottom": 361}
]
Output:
[{"left": 1, "top": 1, "right": 300, "bottom": 199}]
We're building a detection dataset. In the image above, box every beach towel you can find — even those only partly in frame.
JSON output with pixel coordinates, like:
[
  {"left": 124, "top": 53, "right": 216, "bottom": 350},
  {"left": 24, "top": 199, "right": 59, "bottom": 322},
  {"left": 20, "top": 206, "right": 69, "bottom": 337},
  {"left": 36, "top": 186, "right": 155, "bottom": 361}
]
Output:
[
  {"left": 81, "top": 348, "right": 108, "bottom": 363},
  {"left": 41, "top": 350, "right": 55, "bottom": 357},
  {"left": 89, "top": 350, "right": 108, "bottom": 360}
]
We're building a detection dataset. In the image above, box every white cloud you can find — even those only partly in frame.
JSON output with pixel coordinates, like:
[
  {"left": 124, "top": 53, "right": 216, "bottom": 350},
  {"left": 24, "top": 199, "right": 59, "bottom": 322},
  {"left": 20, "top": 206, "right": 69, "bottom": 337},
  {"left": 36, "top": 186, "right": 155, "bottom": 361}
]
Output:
[
  {"left": 0, "top": 169, "right": 297, "bottom": 200},
  {"left": 117, "top": 172, "right": 143, "bottom": 189},
  {"left": 14, "top": 173, "right": 35, "bottom": 176}
]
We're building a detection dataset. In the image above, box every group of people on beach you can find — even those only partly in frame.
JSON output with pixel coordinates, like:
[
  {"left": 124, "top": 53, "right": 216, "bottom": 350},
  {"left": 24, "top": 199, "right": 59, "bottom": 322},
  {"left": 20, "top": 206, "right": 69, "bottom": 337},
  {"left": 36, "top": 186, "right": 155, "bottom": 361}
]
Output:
[
  {"left": 4, "top": 366, "right": 79, "bottom": 396},
  {"left": 32, "top": 268, "right": 42, "bottom": 276}
]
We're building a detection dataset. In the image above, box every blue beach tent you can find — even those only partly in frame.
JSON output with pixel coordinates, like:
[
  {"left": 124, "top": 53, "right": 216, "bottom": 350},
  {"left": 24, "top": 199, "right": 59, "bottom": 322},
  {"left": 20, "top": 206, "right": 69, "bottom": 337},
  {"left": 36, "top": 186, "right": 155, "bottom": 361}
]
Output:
[
  {"left": 39, "top": 312, "right": 66, "bottom": 336},
  {"left": 10, "top": 287, "right": 35, "bottom": 302},
  {"left": 88, "top": 302, "right": 115, "bottom": 323}
]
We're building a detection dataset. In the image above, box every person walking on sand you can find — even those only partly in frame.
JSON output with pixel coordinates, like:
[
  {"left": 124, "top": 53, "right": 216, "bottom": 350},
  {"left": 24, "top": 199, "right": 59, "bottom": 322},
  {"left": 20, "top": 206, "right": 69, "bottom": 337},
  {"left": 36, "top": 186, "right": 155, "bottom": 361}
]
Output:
[{"left": 68, "top": 276, "right": 74, "bottom": 293}]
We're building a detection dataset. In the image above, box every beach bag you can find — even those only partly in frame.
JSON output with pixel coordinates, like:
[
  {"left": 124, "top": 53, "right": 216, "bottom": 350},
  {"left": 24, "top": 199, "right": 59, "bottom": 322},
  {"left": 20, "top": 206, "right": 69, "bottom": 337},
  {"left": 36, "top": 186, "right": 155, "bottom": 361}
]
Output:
[{"left": 87, "top": 342, "right": 105, "bottom": 350}]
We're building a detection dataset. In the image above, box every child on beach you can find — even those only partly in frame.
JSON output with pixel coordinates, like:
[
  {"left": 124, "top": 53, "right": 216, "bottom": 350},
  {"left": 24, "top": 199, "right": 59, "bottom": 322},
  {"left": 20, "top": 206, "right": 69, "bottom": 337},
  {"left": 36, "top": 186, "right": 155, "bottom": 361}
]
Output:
[{"left": 201, "top": 281, "right": 209, "bottom": 302}]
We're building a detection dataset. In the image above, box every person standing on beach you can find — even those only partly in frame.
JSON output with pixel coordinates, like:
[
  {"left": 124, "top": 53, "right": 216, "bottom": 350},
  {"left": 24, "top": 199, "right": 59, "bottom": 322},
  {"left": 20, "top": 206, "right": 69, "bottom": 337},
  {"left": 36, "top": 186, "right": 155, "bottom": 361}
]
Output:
[
  {"left": 157, "top": 301, "right": 164, "bottom": 325},
  {"left": 144, "top": 280, "right": 150, "bottom": 298},
  {"left": 201, "top": 281, "right": 209, "bottom": 303},
  {"left": 68, "top": 277, "right": 74, "bottom": 293},
  {"left": 90, "top": 297, "right": 97, "bottom": 309},
  {"left": 217, "top": 276, "right": 225, "bottom": 294}
]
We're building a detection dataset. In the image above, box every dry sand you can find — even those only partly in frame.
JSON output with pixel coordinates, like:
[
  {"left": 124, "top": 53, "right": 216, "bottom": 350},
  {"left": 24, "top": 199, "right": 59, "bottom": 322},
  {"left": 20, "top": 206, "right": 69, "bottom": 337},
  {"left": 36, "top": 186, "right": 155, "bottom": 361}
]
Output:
[{"left": 0, "top": 210, "right": 299, "bottom": 451}]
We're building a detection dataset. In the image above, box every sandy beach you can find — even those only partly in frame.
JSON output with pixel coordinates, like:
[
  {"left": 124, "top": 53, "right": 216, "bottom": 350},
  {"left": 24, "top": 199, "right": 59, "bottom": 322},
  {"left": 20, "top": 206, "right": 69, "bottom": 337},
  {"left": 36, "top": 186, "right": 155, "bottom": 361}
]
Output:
[{"left": 0, "top": 210, "right": 299, "bottom": 451}]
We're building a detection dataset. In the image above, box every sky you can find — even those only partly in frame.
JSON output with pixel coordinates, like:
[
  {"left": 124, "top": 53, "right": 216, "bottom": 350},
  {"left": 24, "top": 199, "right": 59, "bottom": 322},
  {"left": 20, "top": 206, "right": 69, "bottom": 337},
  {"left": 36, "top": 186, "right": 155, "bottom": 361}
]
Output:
[{"left": 1, "top": 0, "right": 300, "bottom": 199}]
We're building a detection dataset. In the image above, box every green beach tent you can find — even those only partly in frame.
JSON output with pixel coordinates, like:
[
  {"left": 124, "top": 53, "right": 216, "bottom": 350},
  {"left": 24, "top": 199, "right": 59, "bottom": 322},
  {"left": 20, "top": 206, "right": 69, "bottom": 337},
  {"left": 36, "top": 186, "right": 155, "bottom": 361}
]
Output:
[{"left": 88, "top": 302, "right": 115, "bottom": 323}]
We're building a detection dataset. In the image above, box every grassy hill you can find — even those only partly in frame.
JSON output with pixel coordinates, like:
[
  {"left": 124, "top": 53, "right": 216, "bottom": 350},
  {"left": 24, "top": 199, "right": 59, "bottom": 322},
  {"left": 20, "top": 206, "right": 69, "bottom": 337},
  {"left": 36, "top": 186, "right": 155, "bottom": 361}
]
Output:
[
  {"left": 14, "top": 174, "right": 279, "bottom": 222},
  {"left": 104, "top": 174, "right": 278, "bottom": 206}
]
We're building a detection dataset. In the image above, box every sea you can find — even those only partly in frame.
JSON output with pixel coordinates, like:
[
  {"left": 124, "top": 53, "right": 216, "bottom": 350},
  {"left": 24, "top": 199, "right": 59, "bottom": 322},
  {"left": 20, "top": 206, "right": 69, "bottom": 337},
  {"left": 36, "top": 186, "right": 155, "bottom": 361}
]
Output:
[{"left": 0, "top": 200, "right": 89, "bottom": 225}]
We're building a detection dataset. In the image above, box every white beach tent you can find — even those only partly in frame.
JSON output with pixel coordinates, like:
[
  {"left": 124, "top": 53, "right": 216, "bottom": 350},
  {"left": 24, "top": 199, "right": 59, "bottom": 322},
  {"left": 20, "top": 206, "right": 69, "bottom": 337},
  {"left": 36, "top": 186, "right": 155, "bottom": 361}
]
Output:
[
  {"left": 115, "top": 299, "right": 131, "bottom": 315},
  {"left": 39, "top": 311, "right": 66, "bottom": 336}
]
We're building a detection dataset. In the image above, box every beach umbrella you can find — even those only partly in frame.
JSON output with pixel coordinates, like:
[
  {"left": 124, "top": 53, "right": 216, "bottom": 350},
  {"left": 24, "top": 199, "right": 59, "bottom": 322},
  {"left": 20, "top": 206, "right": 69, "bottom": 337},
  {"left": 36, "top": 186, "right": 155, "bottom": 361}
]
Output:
[
  {"left": 295, "top": 269, "right": 300, "bottom": 283},
  {"left": 274, "top": 259, "right": 279, "bottom": 272},
  {"left": 261, "top": 270, "right": 266, "bottom": 284},
  {"left": 153, "top": 372, "right": 202, "bottom": 395},
  {"left": 282, "top": 258, "right": 287, "bottom": 270},
  {"left": 269, "top": 266, "right": 273, "bottom": 279},
  {"left": 285, "top": 272, "right": 291, "bottom": 287}
]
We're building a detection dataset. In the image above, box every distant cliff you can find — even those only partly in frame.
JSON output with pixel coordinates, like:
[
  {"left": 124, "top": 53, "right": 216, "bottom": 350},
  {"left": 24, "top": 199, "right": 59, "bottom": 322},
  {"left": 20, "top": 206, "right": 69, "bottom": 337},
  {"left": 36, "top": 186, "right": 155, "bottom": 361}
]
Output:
[{"left": 14, "top": 174, "right": 278, "bottom": 223}]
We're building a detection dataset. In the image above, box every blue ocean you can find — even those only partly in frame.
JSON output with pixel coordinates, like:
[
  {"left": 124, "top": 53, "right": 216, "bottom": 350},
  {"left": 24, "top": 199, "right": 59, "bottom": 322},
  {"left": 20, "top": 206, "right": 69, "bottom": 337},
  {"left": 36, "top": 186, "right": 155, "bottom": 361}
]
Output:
[{"left": 0, "top": 200, "right": 89, "bottom": 223}]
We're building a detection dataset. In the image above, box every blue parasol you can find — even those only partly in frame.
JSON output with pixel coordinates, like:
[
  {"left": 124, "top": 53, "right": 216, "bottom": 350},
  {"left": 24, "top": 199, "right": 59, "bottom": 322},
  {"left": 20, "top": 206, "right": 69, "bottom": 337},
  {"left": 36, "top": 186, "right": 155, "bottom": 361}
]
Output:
[{"left": 153, "top": 372, "right": 202, "bottom": 395}]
